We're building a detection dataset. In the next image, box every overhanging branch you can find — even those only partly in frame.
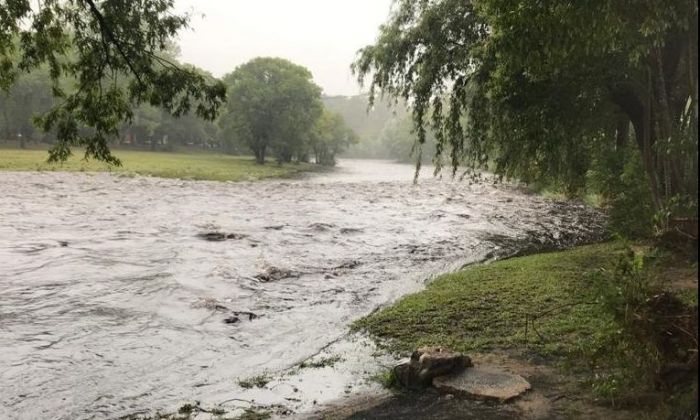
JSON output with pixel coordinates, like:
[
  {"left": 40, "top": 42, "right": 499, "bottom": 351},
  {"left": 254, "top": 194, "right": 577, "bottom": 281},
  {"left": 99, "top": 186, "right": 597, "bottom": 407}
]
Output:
[{"left": 82, "top": 0, "right": 144, "bottom": 87}]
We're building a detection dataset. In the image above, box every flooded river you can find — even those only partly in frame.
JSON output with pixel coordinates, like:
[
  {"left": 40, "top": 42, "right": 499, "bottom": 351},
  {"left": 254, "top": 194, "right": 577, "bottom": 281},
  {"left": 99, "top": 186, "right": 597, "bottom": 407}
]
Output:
[{"left": 0, "top": 160, "right": 604, "bottom": 419}]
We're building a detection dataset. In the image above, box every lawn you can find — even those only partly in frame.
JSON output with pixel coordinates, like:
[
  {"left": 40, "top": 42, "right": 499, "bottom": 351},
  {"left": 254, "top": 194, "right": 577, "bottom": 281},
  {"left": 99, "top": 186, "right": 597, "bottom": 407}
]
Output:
[
  {"left": 0, "top": 148, "right": 318, "bottom": 182},
  {"left": 353, "top": 242, "right": 626, "bottom": 357}
]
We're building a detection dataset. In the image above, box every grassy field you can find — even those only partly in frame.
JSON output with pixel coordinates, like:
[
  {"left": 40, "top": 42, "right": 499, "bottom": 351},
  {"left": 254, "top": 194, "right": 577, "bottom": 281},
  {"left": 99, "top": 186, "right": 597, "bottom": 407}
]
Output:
[{"left": 0, "top": 148, "right": 319, "bottom": 182}]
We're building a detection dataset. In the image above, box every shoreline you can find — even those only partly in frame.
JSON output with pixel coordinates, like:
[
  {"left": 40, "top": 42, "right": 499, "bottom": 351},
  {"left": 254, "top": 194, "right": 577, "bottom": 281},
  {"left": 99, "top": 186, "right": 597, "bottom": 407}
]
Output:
[
  {"left": 0, "top": 148, "right": 327, "bottom": 183},
  {"left": 312, "top": 241, "right": 698, "bottom": 420}
]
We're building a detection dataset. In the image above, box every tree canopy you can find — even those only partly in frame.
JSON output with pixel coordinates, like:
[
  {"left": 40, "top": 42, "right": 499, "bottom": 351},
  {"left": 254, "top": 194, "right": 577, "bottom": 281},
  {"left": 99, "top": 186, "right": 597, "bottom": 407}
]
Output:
[
  {"left": 0, "top": 0, "right": 226, "bottom": 164},
  {"left": 354, "top": 0, "right": 698, "bottom": 215},
  {"left": 219, "top": 57, "right": 324, "bottom": 164}
]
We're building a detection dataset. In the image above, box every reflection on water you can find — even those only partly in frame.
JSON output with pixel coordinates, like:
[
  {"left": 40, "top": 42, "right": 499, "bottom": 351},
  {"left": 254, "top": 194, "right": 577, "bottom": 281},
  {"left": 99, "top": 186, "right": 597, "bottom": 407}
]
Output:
[{"left": 0, "top": 160, "right": 604, "bottom": 419}]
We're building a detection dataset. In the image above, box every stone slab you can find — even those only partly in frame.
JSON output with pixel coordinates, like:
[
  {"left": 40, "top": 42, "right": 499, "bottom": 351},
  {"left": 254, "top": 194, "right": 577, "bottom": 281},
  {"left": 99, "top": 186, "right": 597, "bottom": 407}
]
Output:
[{"left": 433, "top": 367, "right": 531, "bottom": 401}]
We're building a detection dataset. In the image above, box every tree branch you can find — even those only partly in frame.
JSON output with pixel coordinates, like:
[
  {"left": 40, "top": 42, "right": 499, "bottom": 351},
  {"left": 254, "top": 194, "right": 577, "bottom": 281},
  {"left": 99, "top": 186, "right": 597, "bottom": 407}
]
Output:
[{"left": 81, "top": 0, "right": 144, "bottom": 87}]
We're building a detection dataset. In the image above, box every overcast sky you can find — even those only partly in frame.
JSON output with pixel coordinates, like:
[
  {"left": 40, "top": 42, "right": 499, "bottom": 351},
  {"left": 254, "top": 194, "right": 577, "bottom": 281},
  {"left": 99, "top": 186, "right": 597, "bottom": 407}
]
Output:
[{"left": 174, "top": 0, "right": 393, "bottom": 96}]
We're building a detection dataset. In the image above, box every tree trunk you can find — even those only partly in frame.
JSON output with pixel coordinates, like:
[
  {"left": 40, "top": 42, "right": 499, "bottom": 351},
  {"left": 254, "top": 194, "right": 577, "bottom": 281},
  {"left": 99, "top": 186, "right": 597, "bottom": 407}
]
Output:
[
  {"left": 652, "top": 48, "right": 678, "bottom": 199},
  {"left": 253, "top": 147, "right": 265, "bottom": 164},
  {"left": 615, "top": 117, "right": 629, "bottom": 152},
  {"left": 620, "top": 84, "right": 664, "bottom": 212}
]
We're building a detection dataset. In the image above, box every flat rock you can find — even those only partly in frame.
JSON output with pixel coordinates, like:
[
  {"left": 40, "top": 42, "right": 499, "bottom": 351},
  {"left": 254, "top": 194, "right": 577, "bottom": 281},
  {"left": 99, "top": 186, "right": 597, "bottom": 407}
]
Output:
[{"left": 433, "top": 367, "right": 531, "bottom": 401}]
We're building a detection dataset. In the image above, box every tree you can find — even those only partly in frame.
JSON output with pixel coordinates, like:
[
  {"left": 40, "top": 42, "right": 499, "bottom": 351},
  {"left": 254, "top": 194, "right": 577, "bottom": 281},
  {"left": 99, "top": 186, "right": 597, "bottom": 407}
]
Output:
[
  {"left": 310, "top": 110, "right": 358, "bottom": 166},
  {"left": 377, "top": 114, "right": 437, "bottom": 164},
  {"left": 0, "top": 0, "right": 226, "bottom": 164},
  {"left": 219, "top": 57, "right": 323, "bottom": 164},
  {"left": 322, "top": 94, "right": 411, "bottom": 160},
  {"left": 354, "top": 0, "right": 697, "bottom": 212},
  {"left": 0, "top": 67, "right": 54, "bottom": 144}
]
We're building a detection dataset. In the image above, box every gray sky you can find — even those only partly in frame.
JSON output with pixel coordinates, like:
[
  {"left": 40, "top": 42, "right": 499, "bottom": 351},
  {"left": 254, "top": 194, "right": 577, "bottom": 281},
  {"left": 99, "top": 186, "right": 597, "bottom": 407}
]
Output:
[{"left": 174, "top": 0, "right": 393, "bottom": 96}]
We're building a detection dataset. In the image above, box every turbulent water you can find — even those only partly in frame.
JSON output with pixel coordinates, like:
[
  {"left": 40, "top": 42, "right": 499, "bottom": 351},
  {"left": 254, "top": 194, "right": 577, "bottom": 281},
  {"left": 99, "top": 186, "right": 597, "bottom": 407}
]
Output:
[{"left": 0, "top": 160, "right": 604, "bottom": 419}]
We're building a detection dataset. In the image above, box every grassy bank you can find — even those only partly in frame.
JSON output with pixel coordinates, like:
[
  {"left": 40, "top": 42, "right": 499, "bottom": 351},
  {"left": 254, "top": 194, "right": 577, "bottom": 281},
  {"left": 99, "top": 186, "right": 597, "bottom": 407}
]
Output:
[
  {"left": 355, "top": 243, "right": 625, "bottom": 356},
  {"left": 354, "top": 241, "right": 698, "bottom": 412},
  {"left": 0, "top": 148, "right": 318, "bottom": 182}
]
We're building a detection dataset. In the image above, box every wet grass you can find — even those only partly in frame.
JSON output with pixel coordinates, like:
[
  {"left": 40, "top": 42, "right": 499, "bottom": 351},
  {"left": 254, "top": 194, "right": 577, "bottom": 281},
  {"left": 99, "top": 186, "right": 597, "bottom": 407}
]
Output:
[
  {"left": 0, "top": 148, "right": 318, "bottom": 182},
  {"left": 237, "top": 374, "right": 271, "bottom": 389},
  {"left": 299, "top": 355, "right": 343, "bottom": 369},
  {"left": 121, "top": 403, "right": 270, "bottom": 420},
  {"left": 353, "top": 242, "right": 625, "bottom": 357}
]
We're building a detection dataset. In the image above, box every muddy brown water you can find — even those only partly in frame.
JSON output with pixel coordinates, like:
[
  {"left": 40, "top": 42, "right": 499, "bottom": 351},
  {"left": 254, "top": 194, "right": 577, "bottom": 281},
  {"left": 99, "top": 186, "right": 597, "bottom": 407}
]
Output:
[{"left": 0, "top": 160, "right": 605, "bottom": 419}]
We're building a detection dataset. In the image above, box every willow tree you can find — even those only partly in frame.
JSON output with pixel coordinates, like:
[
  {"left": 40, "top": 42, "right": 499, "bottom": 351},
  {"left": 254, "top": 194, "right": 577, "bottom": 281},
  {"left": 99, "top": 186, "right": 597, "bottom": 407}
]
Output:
[
  {"left": 0, "top": 0, "right": 226, "bottom": 164},
  {"left": 354, "top": 0, "right": 698, "bottom": 211}
]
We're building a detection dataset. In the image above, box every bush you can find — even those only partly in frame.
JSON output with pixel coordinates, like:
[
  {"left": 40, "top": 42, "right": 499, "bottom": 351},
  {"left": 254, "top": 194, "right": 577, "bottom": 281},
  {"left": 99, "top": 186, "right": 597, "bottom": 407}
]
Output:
[
  {"left": 589, "top": 144, "right": 655, "bottom": 239},
  {"left": 589, "top": 246, "right": 698, "bottom": 399}
]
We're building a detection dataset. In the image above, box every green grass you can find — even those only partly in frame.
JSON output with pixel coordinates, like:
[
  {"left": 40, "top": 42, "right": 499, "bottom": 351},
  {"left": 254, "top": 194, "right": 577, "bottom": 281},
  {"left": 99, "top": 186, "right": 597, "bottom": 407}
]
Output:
[
  {"left": 353, "top": 242, "right": 626, "bottom": 357},
  {"left": 0, "top": 148, "right": 318, "bottom": 182},
  {"left": 298, "top": 356, "right": 343, "bottom": 369}
]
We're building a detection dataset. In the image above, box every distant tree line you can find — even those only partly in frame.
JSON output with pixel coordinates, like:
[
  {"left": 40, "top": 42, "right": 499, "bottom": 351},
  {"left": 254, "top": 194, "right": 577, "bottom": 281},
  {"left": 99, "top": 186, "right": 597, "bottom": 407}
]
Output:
[
  {"left": 323, "top": 94, "right": 437, "bottom": 163},
  {"left": 1, "top": 54, "right": 358, "bottom": 166}
]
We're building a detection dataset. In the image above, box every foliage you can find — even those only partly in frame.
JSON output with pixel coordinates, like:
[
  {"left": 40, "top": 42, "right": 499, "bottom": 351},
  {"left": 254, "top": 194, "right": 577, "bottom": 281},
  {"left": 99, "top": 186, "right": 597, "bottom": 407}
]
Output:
[
  {"left": 322, "top": 94, "right": 409, "bottom": 160},
  {"left": 589, "top": 140, "right": 656, "bottom": 238},
  {"left": 0, "top": 0, "right": 226, "bottom": 164},
  {"left": 0, "top": 67, "right": 54, "bottom": 144},
  {"left": 0, "top": 64, "right": 222, "bottom": 150},
  {"left": 587, "top": 246, "right": 698, "bottom": 399},
  {"left": 371, "top": 369, "right": 400, "bottom": 390},
  {"left": 310, "top": 110, "right": 358, "bottom": 166},
  {"left": 354, "top": 0, "right": 698, "bottom": 215},
  {"left": 376, "top": 114, "right": 437, "bottom": 164},
  {"left": 220, "top": 57, "right": 322, "bottom": 164}
]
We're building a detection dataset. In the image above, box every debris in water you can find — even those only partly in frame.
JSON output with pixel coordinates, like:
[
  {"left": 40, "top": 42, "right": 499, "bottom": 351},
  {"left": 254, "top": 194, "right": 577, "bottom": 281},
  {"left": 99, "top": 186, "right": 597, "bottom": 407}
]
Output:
[
  {"left": 308, "top": 222, "right": 335, "bottom": 232},
  {"left": 340, "top": 227, "right": 363, "bottom": 234},
  {"left": 191, "top": 298, "right": 229, "bottom": 311},
  {"left": 255, "top": 265, "right": 298, "bottom": 282},
  {"left": 197, "top": 232, "right": 247, "bottom": 242},
  {"left": 224, "top": 311, "right": 258, "bottom": 325}
]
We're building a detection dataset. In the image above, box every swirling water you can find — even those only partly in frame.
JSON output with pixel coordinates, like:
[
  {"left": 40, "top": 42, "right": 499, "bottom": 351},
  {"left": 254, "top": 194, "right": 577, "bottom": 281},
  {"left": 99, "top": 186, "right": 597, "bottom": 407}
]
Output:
[{"left": 0, "top": 160, "right": 604, "bottom": 419}]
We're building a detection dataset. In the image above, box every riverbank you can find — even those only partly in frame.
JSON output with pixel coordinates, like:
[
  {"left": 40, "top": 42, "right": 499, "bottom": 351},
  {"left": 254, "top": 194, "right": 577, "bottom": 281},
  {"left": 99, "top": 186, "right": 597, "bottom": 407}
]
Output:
[
  {"left": 334, "top": 241, "right": 698, "bottom": 419},
  {"left": 0, "top": 148, "right": 319, "bottom": 182}
]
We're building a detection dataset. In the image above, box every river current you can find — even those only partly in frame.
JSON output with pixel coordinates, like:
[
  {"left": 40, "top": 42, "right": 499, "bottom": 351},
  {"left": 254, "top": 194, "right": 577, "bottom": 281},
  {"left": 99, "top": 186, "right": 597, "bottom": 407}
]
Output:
[{"left": 0, "top": 160, "right": 604, "bottom": 419}]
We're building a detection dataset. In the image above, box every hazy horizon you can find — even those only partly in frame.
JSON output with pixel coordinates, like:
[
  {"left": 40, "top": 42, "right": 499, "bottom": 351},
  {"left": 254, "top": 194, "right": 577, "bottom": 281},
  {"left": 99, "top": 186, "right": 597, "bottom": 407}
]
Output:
[{"left": 174, "top": 0, "right": 393, "bottom": 97}]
